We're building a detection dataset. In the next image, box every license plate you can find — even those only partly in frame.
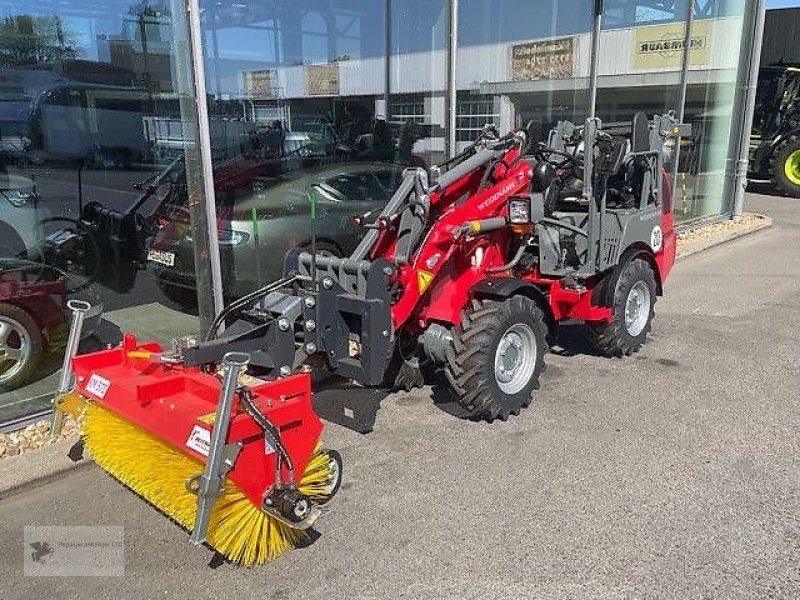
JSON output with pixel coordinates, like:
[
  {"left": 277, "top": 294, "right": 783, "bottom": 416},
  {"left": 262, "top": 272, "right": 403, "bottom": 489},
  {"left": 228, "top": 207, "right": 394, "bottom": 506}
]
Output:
[{"left": 147, "top": 249, "right": 175, "bottom": 267}]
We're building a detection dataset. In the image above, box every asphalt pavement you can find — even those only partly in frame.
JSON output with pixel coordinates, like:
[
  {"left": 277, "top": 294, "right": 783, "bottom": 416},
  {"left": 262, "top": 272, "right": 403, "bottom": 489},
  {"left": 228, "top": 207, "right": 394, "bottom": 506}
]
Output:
[{"left": 0, "top": 192, "right": 798, "bottom": 599}]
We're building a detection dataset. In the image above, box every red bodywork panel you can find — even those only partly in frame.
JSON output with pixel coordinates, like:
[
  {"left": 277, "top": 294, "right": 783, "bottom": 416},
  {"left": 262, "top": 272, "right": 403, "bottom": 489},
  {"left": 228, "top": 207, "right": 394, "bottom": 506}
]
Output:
[
  {"left": 378, "top": 146, "right": 675, "bottom": 330},
  {"left": 71, "top": 334, "right": 322, "bottom": 508}
]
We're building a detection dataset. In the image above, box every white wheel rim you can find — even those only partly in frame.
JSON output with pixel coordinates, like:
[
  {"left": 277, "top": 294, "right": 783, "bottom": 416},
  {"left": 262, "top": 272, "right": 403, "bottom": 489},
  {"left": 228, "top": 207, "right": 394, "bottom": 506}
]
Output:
[
  {"left": 0, "top": 316, "right": 32, "bottom": 383},
  {"left": 494, "top": 323, "right": 537, "bottom": 395},
  {"left": 326, "top": 454, "right": 341, "bottom": 493},
  {"left": 624, "top": 281, "right": 651, "bottom": 337}
]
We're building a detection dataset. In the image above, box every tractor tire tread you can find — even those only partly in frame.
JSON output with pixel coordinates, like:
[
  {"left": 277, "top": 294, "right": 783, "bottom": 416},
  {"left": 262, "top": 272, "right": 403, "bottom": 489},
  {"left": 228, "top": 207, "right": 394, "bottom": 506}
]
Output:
[
  {"left": 588, "top": 259, "right": 656, "bottom": 357},
  {"left": 769, "top": 135, "right": 800, "bottom": 198},
  {"left": 444, "top": 297, "right": 547, "bottom": 422}
]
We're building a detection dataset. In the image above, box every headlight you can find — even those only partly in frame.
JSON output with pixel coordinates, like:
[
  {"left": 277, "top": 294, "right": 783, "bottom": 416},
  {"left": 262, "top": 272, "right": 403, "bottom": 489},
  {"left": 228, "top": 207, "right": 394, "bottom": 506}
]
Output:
[
  {"left": 3, "top": 189, "right": 34, "bottom": 208},
  {"left": 218, "top": 229, "right": 250, "bottom": 246},
  {"left": 507, "top": 196, "right": 531, "bottom": 224}
]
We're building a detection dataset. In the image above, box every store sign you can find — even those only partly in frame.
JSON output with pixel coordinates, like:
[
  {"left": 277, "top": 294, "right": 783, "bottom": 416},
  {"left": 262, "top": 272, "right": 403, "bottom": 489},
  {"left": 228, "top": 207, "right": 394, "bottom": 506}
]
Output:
[
  {"left": 243, "top": 69, "right": 277, "bottom": 98},
  {"left": 511, "top": 38, "right": 574, "bottom": 81},
  {"left": 633, "top": 21, "right": 711, "bottom": 70},
  {"left": 306, "top": 63, "right": 340, "bottom": 96}
]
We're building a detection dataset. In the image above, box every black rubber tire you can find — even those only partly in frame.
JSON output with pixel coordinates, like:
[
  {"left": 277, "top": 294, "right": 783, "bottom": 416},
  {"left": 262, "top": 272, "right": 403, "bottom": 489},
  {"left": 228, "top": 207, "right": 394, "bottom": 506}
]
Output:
[
  {"left": 316, "top": 448, "right": 343, "bottom": 505},
  {"left": 0, "top": 302, "right": 44, "bottom": 392},
  {"left": 381, "top": 334, "right": 427, "bottom": 392},
  {"left": 588, "top": 258, "right": 657, "bottom": 357},
  {"left": 444, "top": 296, "right": 547, "bottom": 422},
  {"left": 302, "top": 240, "right": 343, "bottom": 259},
  {"left": 155, "top": 274, "right": 199, "bottom": 314},
  {"left": 769, "top": 135, "right": 800, "bottom": 198}
]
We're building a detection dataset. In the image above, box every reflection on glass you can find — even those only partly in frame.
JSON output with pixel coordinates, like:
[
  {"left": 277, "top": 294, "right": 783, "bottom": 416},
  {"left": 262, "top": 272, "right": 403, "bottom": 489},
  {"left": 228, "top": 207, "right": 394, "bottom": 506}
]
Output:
[{"left": 0, "top": 0, "right": 202, "bottom": 418}]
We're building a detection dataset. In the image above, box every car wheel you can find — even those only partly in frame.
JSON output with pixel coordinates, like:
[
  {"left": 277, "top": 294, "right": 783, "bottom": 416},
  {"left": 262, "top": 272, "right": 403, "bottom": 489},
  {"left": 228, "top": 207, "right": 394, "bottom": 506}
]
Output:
[
  {"left": 0, "top": 303, "right": 44, "bottom": 391},
  {"left": 156, "top": 275, "right": 199, "bottom": 314},
  {"left": 303, "top": 240, "right": 343, "bottom": 259}
]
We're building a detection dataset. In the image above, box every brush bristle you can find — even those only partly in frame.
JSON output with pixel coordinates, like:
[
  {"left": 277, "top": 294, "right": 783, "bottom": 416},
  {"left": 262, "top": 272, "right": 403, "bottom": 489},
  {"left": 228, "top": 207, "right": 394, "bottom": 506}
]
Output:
[{"left": 83, "top": 403, "right": 333, "bottom": 566}]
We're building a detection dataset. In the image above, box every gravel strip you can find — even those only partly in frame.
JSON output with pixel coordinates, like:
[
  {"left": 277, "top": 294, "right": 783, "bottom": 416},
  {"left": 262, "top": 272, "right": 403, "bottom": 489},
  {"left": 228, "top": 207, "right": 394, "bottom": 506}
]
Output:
[
  {"left": 0, "top": 416, "right": 79, "bottom": 460},
  {"left": 676, "top": 213, "right": 771, "bottom": 258}
]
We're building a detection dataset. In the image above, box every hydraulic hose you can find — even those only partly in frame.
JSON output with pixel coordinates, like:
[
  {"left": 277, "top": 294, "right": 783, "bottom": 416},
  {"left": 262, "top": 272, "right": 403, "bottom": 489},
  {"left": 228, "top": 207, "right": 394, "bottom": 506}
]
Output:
[
  {"left": 489, "top": 239, "right": 529, "bottom": 273},
  {"left": 237, "top": 388, "right": 296, "bottom": 484},
  {"left": 204, "top": 275, "right": 296, "bottom": 341}
]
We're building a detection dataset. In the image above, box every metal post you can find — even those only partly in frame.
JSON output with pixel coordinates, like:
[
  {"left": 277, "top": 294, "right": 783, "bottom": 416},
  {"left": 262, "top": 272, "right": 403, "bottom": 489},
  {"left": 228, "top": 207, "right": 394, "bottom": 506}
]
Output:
[
  {"left": 186, "top": 0, "right": 225, "bottom": 323},
  {"left": 588, "top": 0, "right": 603, "bottom": 118},
  {"left": 731, "top": 0, "right": 766, "bottom": 218},
  {"left": 583, "top": 118, "right": 598, "bottom": 275},
  {"left": 385, "top": 0, "right": 392, "bottom": 121},
  {"left": 671, "top": 0, "right": 695, "bottom": 202},
  {"left": 50, "top": 300, "right": 92, "bottom": 437},
  {"left": 446, "top": 0, "right": 458, "bottom": 159},
  {"left": 189, "top": 351, "right": 249, "bottom": 545}
]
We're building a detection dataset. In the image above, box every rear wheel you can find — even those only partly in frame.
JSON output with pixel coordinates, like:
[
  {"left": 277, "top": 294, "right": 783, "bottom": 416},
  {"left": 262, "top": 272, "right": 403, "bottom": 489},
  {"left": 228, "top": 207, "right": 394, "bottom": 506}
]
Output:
[
  {"left": 770, "top": 135, "right": 800, "bottom": 197},
  {"left": 445, "top": 296, "right": 547, "bottom": 422},
  {"left": 0, "top": 303, "right": 43, "bottom": 391},
  {"left": 589, "top": 258, "right": 657, "bottom": 356}
]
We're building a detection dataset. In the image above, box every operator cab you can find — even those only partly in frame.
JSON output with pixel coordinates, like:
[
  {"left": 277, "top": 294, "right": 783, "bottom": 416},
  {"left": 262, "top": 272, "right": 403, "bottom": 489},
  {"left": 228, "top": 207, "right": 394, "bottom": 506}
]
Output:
[{"left": 526, "top": 112, "right": 685, "bottom": 278}]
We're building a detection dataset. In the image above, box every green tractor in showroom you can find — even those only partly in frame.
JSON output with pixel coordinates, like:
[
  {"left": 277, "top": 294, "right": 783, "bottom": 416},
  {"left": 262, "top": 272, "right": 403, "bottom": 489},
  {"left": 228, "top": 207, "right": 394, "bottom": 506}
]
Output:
[{"left": 750, "top": 65, "right": 800, "bottom": 197}]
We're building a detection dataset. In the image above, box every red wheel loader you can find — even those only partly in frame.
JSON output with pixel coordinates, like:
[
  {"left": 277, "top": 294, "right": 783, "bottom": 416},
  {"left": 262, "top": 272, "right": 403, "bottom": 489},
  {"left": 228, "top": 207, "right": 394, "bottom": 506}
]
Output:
[{"left": 56, "top": 111, "right": 686, "bottom": 565}]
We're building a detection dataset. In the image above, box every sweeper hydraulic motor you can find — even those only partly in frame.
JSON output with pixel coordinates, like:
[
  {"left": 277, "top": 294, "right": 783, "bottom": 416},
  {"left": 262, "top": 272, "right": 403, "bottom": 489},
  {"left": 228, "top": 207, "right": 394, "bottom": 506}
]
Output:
[{"left": 55, "top": 111, "right": 686, "bottom": 566}]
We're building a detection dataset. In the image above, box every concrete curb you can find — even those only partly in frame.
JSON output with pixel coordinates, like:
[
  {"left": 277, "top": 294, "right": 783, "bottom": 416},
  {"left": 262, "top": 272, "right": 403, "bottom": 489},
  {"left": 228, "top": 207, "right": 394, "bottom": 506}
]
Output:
[
  {"left": 0, "top": 436, "right": 89, "bottom": 499},
  {"left": 676, "top": 213, "right": 773, "bottom": 260},
  {"left": 0, "top": 213, "right": 775, "bottom": 496}
]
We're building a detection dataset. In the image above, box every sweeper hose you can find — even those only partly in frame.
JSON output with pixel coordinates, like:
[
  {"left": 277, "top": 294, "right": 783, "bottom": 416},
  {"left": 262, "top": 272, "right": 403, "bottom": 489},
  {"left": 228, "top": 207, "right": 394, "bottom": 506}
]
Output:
[{"left": 83, "top": 403, "right": 337, "bottom": 566}]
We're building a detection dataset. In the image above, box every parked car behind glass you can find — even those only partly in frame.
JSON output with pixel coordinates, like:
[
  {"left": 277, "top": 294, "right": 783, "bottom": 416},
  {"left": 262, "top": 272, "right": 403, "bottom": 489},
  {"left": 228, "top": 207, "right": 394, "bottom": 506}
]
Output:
[{"left": 148, "top": 161, "right": 406, "bottom": 307}]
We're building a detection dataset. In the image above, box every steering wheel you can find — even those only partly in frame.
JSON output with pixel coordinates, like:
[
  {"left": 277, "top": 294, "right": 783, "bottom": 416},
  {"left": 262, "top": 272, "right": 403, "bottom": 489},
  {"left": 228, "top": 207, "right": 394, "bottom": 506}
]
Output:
[{"left": 28, "top": 217, "right": 102, "bottom": 293}]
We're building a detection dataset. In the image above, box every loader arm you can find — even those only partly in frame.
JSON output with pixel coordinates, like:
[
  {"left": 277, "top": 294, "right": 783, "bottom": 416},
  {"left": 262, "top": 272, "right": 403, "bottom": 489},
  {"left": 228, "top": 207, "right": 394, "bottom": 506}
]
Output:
[{"left": 390, "top": 153, "right": 534, "bottom": 331}]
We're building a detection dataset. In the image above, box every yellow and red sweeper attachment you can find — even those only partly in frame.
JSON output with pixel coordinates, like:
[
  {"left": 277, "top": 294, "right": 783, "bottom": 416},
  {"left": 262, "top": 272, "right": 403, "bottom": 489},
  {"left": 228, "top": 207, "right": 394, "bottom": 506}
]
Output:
[{"left": 68, "top": 334, "right": 341, "bottom": 566}]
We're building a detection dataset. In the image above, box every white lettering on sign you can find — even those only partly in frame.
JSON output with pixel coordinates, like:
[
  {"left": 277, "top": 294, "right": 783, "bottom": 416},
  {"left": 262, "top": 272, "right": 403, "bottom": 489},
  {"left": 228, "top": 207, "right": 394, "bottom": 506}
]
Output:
[
  {"left": 85, "top": 374, "right": 111, "bottom": 399},
  {"left": 651, "top": 225, "right": 663, "bottom": 252},
  {"left": 185, "top": 425, "right": 211, "bottom": 457}
]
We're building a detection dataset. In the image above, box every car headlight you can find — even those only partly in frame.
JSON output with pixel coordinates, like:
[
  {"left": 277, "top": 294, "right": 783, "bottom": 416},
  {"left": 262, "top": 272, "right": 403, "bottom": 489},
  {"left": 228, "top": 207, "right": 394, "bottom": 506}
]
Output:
[
  {"left": 507, "top": 196, "right": 531, "bottom": 224},
  {"left": 218, "top": 229, "right": 250, "bottom": 246},
  {"left": 3, "top": 189, "right": 34, "bottom": 208}
]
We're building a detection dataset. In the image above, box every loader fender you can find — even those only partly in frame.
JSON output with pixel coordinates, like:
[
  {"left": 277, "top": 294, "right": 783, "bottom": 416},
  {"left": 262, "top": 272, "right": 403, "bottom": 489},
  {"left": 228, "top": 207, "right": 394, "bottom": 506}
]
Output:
[
  {"left": 593, "top": 244, "right": 663, "bottom": 309},
  {"left": 471, "top": 278, "right": 556, "bottom": 336}
]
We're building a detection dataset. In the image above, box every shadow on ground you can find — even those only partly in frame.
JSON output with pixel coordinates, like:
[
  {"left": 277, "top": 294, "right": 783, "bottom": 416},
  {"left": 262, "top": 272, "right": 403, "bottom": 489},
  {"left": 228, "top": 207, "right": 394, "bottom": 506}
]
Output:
[{"left": 312, "top": 322, "right": 605, "bottom": 430}]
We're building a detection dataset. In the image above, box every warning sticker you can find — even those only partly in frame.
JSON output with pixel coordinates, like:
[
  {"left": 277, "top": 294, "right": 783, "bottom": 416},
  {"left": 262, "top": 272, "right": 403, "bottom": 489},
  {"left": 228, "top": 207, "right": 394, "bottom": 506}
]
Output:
[
  {"left": 85, "top": 374, "right": 111, "bottom": 399},
  {"left": 197, "top": 412, "right": 216, "bottom": 425},
  {"left": 418, "top": 270, "right": 435, "bottom": 294},
  {"left": 185, "top": 425, "right": 211, "bottom": 457}
]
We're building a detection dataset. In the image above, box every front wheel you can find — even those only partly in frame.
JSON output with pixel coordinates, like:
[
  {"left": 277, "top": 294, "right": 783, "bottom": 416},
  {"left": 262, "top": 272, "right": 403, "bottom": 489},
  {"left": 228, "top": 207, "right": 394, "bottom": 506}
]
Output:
[
  {"left": 588, "top": 258, "right": 657, "bottom": 356},
  {"left": 445, "top": 296, "right": 548, "bottom": 422}
]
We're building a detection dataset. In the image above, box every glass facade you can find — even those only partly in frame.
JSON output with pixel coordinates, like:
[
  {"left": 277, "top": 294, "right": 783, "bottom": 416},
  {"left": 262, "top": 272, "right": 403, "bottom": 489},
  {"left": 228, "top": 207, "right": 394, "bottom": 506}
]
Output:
[{"left": 0, "top": 0, "right": 758, "bottom": 419}]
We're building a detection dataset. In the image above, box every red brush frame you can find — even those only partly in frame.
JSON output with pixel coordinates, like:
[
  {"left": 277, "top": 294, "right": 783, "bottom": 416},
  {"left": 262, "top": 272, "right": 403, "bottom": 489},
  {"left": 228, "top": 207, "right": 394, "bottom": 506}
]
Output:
[{"left": 72, "top": 334, "right": 322, "bottom": 509}]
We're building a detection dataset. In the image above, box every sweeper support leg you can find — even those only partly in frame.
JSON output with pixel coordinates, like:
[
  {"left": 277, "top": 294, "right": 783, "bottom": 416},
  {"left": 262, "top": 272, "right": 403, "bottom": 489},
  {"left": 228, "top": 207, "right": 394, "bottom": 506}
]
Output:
[
  {"left": 51, "top": 300, "right": 92, "bottom": 438},
  {"left": 188, "top": 351, "right": 249, "bottom": 545}
]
